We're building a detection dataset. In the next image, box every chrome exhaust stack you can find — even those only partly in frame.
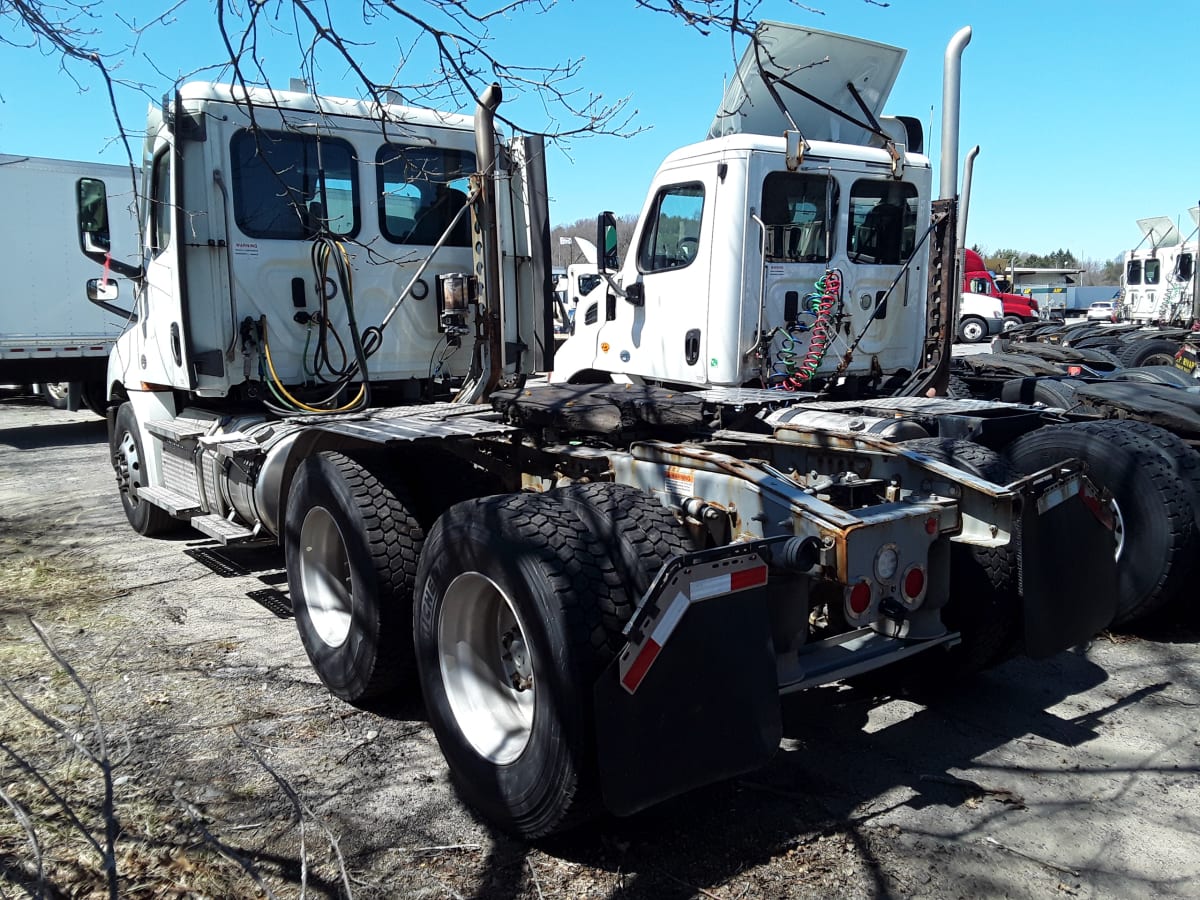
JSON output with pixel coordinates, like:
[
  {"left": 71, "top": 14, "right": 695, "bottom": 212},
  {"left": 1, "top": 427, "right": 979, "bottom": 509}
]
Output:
[{"left": 939, "top": 26, "right": 973, "bottom": 202}]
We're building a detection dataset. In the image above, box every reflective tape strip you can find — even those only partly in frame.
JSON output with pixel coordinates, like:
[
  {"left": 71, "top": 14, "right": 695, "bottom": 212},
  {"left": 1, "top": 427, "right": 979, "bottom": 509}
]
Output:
[
  {"left": 690, "top": 564, "right": 768, "bottom": 600},
  {"left": 620, "top": 637, "right": 662, "bottom": 693},
  {"left": 621, "top": 591, "right": 688, "bottom": 693}
]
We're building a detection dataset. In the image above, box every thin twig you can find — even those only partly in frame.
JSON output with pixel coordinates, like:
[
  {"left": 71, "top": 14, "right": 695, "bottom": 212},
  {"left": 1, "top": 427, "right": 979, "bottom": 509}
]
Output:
[
  {"left": 27, "top": 617, "right": 120, "bottom": 900},
  {"left": 233, "top": 727, "right": 355, "bottom": 900},
  {"left": 175, "top": 792, "right": 282, "bottom": 900},
  {"left": 657, "top": 867, "right": 725, "bottom": 900},
  {"left": 0, "top": 783, "right": 43, "bottom": 895},
  {"left": 527, "top": 858, "right": 546, "bottom": 900}
]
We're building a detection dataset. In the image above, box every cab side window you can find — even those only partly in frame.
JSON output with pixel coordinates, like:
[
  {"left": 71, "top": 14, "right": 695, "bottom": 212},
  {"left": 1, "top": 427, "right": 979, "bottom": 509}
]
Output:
[
  {"left": 149, "top": 151, "right": 171, "bottom": 257},
  {"left": 377, "top": 145, "right": 476, "bottom": 247},
  {"left": 1144, "top": 259, "right": 1161, "bottom": 285},
  {"left": 231, "top": 130, "right": 359, "bottom": 239},
  {"left": 637, "top": 183, "right": 704, "bottom": 273},
  {"left": 1126, "top": 260, "right": 1142, "bottom": 285}
]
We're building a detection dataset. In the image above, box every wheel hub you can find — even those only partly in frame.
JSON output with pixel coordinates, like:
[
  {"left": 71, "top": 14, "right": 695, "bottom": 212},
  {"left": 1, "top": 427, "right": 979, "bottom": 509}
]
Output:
[
  {"left": 438, "top": 572, "right": 535, "bottom": 764},
  {"left": 115, "top": 431, "right": 140, "bottom": 502}
]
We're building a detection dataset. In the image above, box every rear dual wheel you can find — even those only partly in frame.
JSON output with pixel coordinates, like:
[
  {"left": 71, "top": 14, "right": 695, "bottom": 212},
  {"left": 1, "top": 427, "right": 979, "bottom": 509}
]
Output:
[
  {"left": 284, "top": 451, "right": 424, "bottom": 705},
  {"left": 414, "top": 485, "right": 693, "bottom": 838},
  {"left": 1004, "top": 421, "right": 1199, "bottom": 625}
]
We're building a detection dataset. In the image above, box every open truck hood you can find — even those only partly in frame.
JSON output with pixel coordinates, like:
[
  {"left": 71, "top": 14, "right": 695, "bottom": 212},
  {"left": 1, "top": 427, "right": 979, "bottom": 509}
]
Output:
[{"left": 708, "top": 22, "right": 906, "bottom": 144}]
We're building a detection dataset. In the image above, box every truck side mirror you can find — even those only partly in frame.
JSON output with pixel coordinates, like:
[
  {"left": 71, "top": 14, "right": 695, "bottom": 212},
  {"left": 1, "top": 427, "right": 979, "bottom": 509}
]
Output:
[
  {"left": 76, "top": 177, "right": 144, "bottom": 281},
  {"left": 596, "top": 211, "right": 619, "bottom": 274},
  {"left": 87, "top": 277, "right": 135, "bottom": 321},
  {"left": 77, "top": 178, "right": 112, "bottom": 256}
]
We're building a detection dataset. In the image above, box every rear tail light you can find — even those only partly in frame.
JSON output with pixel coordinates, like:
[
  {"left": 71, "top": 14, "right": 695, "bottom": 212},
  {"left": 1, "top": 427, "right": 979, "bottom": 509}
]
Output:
[
  {"left": 902, "top": 565, "right": 927, "bottom": 604},
  {"left": 847, "top": 581, "right": 872, "bottom": 615}
]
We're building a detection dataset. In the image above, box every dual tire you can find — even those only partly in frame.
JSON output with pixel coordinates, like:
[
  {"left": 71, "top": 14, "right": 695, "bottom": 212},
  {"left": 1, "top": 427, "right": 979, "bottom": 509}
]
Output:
[
  {"left": 283, "top": 466, "right": 694, "bottom": 837},
  {"left": 1003, "top": 421, "right": 1199, "bottom": 625},
  {"left": 413, "top": 484, "right": 695, "bottom": 838}
]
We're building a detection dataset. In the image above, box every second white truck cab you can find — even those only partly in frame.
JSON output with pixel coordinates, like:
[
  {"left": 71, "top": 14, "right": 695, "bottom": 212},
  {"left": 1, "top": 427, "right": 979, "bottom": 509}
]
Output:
[
  {"left": 552, "top": 25, "right": 954, "bottom": 392},
  {"left": 956, "top": 288, "right": 1004, "bottom": 343}
]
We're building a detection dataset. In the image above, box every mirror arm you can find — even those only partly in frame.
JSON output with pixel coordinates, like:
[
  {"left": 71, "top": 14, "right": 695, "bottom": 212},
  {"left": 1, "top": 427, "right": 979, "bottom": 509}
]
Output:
[{"left": 81, "top": 250, "right": 143, "bottom": 281}]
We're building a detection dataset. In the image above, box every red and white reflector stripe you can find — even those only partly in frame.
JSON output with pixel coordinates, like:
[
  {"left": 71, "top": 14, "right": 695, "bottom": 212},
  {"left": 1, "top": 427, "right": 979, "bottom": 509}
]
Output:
[
  {"left": 619, "top": 560, "right": 768, "bottom": 694},
  {"left": 690, "top": 565, "right": 769, "bottom": 600}
]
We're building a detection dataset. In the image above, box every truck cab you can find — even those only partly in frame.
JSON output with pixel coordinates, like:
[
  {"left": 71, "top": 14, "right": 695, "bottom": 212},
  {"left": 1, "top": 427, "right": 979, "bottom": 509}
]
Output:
[
  {"left": 552, "top": 25, "right": 938, "bottom": 393},
  {"left": 554, "top": 134, "right": 931, "bottom": 387},
  {"left": 77, "top": 82, "right": 551, "bottom": 412}
]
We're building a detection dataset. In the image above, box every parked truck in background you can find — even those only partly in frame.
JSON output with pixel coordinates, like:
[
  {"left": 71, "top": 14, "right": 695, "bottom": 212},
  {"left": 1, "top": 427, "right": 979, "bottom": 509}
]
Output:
[
  {"left": 0, "top": 154, "right": 139, "bottom": 412},
  {"left": 963, "top": 247, "right": 1038, "bottom": 330},
  {"left": 73, "top": 23, "right": 1194, "bottom": 839},
  {"left": 1121, "top": 211, "right": 1198, "bottom": 325}
]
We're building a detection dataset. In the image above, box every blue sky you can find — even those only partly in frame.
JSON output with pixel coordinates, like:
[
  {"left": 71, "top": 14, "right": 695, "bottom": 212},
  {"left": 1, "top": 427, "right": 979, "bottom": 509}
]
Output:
[{"left": 1, "top": 0, "right": 1193, "bottom": 262}]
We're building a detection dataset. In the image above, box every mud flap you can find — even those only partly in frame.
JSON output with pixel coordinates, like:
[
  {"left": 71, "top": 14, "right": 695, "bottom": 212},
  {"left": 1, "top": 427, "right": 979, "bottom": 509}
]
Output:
[
  {"left": 1019, "top": 468, "right": 1118, "bottom": 658},
  {"left": 593, "top": 583, "right": 781, "bottom": 817}
]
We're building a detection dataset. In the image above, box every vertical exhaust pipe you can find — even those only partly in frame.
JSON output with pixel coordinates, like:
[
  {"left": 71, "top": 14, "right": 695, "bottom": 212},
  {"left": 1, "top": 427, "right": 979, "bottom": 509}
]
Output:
[
  {"left": 939, "top": 26, "right": 973, "bottom": 202},
  {"left": 472, "top": 83, "right": 504, "bottom": 398},
  {"left": 957, "top": 145, "right": 981, "bottom": 252}
]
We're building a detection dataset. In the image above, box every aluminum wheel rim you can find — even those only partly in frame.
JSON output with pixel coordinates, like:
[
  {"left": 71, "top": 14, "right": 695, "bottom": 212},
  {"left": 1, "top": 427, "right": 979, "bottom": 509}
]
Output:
[
  {"left": 1111, "top": 498, "right": 1126, "bottom": 560},
  {"left": 298, "top": 506, "right": 354, "bottom": 648},
  {"left": 438, "top": 572, "right": 534, "bottom": 765},
  {"left": 115, "top": 430, "right": 142, "bottom": 504}
]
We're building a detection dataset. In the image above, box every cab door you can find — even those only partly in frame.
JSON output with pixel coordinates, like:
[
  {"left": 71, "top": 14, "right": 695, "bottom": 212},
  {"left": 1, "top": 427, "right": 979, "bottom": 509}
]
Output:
[
  {"left": 605, "top": 180, "right": 712, "bottom": 384},
  {"left": 136, "top": 138, "right": 193, "bottom": 389}
]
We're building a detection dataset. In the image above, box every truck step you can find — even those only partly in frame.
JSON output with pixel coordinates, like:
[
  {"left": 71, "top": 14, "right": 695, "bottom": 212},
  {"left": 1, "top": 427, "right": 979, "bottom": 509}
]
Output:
[
  {"left": 146, "top": 418, "right": 211, "bottom": 442},
  {"left": 211, "top": 439, "right": 264, "bottom": 463},
  {"left": 190, "top": 514, "right": 262, "bottom": 545},
  {"left": 135, "top": 485, "right": 201, "bottom": 517}
]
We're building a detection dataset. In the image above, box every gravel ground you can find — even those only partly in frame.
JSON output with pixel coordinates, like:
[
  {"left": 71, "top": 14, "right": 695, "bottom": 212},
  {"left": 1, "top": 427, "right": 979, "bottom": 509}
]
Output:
[{"left": 2, "top": 392, "right": 1200, "bottom": 899}]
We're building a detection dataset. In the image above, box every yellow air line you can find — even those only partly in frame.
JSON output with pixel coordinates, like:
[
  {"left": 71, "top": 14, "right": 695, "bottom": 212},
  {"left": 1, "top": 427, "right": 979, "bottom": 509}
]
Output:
[{"left": 262, "top": 321, "right": 365, "bottom": 414}]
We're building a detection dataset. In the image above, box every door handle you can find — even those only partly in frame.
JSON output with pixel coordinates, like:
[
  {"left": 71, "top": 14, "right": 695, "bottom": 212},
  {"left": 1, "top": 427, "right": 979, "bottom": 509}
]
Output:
[
  {"left": 170, "top": 322, "right": 183, "bottom": 367},
  {"left": 684, "top": 328, "right": 701, "bottom": 366}
]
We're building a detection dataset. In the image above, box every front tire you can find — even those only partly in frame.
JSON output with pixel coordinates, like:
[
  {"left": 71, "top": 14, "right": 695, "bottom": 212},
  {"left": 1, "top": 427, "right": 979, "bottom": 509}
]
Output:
[
  {"left": 285, "top": 451, "right": 424, "bottom": 705},
  {"left": 415, "top": 490, "right": 674, "bottom": 838},
  {"left": 958, "top": 316, "right": 987, "bottom": 343},
  {"left": 111, "top": 402, "right": 175, "bottom": 536}
]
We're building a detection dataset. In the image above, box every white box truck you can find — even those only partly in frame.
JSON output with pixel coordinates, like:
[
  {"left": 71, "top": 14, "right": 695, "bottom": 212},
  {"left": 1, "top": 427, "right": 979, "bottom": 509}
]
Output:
[{"left": 0, "top": 153, "right": 139, "bottom": 411}]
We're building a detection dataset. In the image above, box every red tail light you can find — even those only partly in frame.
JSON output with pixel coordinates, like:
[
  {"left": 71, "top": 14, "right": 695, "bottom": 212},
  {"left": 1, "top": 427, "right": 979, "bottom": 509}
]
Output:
[
  {"left": 848, "top": 581, "right": 872, "bottom": 615},
  {"left": 902, "top": 565, "right": 926, "bottom": 603}
]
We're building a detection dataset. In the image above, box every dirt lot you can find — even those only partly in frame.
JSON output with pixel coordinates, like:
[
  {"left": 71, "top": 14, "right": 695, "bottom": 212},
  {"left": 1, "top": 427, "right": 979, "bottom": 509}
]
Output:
[{"left": 2, "top": 393, "right": 1200, "bottom": 899}]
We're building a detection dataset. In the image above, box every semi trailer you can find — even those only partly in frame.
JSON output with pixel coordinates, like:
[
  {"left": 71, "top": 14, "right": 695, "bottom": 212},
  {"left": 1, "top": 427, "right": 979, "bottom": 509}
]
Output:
[{"left": 0, "top": 154, "right": 139, "bottom": 412}]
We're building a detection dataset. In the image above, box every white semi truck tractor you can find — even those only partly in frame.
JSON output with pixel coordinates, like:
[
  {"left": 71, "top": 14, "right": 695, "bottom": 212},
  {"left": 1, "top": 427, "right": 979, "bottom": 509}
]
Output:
[{"left": 71, "top": 24, "right": 1175, "bottom": 838}]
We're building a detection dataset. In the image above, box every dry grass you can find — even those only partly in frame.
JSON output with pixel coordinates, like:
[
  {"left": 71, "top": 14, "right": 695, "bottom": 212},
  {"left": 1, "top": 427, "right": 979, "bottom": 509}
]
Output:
[
  {"left": 0, "top": 555, "right": 110, "bottom": 625},
  {"left": 0, "top": 603, "right": 288, "bottom": 899}
]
